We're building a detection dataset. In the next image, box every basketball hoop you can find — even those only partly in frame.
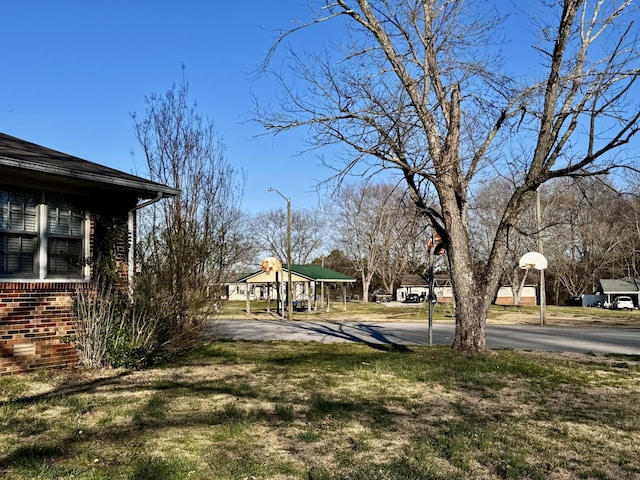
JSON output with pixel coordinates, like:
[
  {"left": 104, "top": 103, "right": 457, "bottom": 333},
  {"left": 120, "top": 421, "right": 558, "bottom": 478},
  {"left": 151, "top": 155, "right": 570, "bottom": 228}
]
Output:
[
  {"left": 518, "top": 251, "right": 547, "bottom": 271},
  {"left": 519, "top": 251, "right": 548, "bottom": 327},
  {"left": 427, "top": 233, "right": 446, "bottom": 256},
  {"left": 261, "top": 257, "right": 283, "bottom": 275}
]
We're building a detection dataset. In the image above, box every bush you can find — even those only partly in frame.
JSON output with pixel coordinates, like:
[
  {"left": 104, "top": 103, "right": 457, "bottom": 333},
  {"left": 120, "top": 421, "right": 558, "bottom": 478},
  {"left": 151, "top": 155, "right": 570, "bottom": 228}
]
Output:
[
  {"left": 73, "top": 280, "right": 120, "bottom": 368},
  {"left": 73, "top": 278, "right": 169, "bottom": 369}
]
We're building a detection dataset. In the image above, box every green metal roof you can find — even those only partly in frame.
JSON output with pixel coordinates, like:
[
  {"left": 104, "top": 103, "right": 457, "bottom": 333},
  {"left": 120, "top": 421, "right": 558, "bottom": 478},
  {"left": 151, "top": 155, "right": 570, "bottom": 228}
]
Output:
[{"left": 287, "top": 264, "right": 356, "bottom": 282}]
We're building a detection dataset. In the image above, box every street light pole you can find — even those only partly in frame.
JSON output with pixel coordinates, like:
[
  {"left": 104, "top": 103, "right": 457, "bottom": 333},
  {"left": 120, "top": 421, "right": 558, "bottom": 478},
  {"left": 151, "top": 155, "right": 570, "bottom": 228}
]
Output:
[{"left": 268, "top": 188, "right": 293, "bottom": 321}]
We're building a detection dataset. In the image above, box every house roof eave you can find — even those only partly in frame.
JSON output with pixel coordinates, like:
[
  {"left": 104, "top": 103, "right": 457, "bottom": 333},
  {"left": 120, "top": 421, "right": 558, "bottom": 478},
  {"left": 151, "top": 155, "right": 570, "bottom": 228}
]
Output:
[
  {"left": 0, "top": 156, "right": 179, "bottom": 198},
  {"left": 0, "top": 133, "right": 180, "bottom": 199},
  {"left": 598, "top": 278, "right": 640, "bottom": 294},
  {"left": 234, "top": 265, "right": 356, "bottom": 284}
]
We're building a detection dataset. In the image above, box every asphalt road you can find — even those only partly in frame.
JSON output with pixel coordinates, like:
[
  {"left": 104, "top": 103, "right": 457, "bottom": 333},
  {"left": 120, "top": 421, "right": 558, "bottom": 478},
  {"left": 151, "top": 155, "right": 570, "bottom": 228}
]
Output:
[{"left": 210, "top": 319, "right": 640, "bottom": 355}]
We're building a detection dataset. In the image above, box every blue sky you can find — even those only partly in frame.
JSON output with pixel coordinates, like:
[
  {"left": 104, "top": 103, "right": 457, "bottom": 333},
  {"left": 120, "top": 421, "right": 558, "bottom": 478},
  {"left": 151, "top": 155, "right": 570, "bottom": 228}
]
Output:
[
  {"left": 0, "top": 1, "right": 332, "bottom": 213},
  {"left": 3, "top": 2, "right": 636, "bottom": 215}
]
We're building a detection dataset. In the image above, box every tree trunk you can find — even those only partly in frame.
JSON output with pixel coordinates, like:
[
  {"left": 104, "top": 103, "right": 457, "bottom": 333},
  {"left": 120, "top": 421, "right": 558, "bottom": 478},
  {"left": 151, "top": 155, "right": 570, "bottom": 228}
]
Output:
[
  {"left": 510, "top": 267, "right": 527, "bottom": 306},
  {"left": 440, "top": 217, "right": 492, "bottom": 351},
  {"left": 453, "top": 295, "right": 488, "bottom": 352},
  {"left": 362, "top": 275, "right": 371, "bottom": 303},
  {"left": 448, "top": 246, "right": 491, "bottom": 352},
  {"left": 430, "top": 83, "right": 492, "bottom": 353}
]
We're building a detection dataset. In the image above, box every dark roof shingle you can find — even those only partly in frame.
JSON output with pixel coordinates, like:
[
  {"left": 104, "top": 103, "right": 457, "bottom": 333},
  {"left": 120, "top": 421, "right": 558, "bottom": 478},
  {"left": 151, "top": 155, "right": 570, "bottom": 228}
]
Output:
[{"left": 0, "top": 132, "right": 179, "bottom": 198}]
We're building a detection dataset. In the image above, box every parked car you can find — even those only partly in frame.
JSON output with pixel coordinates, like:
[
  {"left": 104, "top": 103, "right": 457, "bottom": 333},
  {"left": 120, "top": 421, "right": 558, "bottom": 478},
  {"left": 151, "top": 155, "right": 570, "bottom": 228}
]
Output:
[
  {"left": 613, "top": 296, "right": 634, "bottom": 310},
  {"left": 371, "top": 289, "right": 392, "bottom": 303},
  {"left": 565, "top": 297, "right": 582, "bottom": 306},
  {"left": 404, "top": 293, "right": 421, "bottom": 303}
]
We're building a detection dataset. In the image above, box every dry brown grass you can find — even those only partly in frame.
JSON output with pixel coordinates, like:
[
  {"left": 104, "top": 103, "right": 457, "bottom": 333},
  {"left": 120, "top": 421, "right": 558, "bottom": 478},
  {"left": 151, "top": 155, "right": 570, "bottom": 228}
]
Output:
[
  {"left": 1, "top": 341, "right": 640, "bottom": 479},
  {"left": 221, "top": 300, "right": 640, "bottom": 328}
]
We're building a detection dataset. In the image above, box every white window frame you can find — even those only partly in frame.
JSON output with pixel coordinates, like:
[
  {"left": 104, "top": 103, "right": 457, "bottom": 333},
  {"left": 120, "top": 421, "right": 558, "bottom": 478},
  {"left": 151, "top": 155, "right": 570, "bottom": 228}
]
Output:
[{"left": 0, "top": 188, "right": 90, "bottom": 282}]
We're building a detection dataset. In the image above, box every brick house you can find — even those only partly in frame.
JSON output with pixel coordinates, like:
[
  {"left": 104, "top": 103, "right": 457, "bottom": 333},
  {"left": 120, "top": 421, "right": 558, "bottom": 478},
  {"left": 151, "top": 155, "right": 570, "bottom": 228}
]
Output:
[
  {"left": 0, "top": 133, "right": 178, "bottom": 374},
  {"left": 396, "top": 273, "right": 537, "bottom": 306}
]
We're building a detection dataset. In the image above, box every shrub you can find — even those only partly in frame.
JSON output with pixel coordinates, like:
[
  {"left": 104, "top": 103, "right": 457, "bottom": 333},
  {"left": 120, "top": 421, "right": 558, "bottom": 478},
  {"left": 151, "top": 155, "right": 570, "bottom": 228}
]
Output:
[{"left": 73, "top": 279, "right": 164, "bottom": 369}]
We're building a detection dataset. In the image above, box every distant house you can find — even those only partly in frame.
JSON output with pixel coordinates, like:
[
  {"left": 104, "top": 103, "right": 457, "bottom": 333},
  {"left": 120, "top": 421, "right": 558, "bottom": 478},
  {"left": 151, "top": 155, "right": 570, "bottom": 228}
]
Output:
[
  {"left": 396, "top": 273, "right": 453, "bottom": 303},
  {"left": 494, "top": 286, "right": 537, "bottom": 306},
  {"left": 596, "top": 278, "right": 640, "bottom": 307},
  {"left": 224, "top": 271, "right": 276, "bottom": 301},
  {"left": 396, "top": 273, "right": 537, "bottom": 306},
  {"left": 0, "top": 133, "right": 178, "bottom": 375}
]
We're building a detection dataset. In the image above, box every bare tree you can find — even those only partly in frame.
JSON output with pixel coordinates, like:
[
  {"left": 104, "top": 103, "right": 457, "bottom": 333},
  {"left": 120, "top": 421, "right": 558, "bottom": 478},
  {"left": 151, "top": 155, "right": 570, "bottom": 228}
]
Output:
[
  {"left": 470, "top": 178, "right": 539, "bottom": 306},
  {"left": 331, "top": 182, "right": 414, "bottom": 301},
  {"left": 132, "top": 77, "right": 246, "bottom": 356},
  {"left": 619, "top": 174, "right": 640, "bottom": 278},
  {"left": 377, "top": 196, "right": 431, "bottom": 294},
  {"left": 251, "top": 207, "right": 326, "bottom": 264},
  {"left": 545, "top": 177, "right": 629, "bottom": 298},
  {"left": 257, "top": 0, "right": 640, "bottom": 352}
]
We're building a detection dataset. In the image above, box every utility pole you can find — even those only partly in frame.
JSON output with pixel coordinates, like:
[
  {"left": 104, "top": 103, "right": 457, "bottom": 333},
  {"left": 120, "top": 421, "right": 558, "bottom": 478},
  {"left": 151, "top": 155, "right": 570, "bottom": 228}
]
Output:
[{"left": 268, "top": 188, "right": 293, "bottom": 321}]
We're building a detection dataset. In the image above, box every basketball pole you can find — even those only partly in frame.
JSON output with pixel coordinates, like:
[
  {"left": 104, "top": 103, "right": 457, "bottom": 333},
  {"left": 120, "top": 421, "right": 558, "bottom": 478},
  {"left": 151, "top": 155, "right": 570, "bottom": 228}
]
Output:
[
  {"left": 536, "top": 188, "right": 546, "bottom": 326},
  {"left": 428, "top": 237, "right": 434, "bottom": 346}
]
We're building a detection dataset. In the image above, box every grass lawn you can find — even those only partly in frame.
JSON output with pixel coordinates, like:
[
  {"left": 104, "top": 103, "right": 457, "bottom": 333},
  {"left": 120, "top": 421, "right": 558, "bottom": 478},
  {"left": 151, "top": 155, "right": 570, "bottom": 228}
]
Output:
[
  {"left": 1, "top": 341, "right": 639, "bottom": 479},
  {"left": 222, "top": 300, "right": 640, "bottom": 327}
]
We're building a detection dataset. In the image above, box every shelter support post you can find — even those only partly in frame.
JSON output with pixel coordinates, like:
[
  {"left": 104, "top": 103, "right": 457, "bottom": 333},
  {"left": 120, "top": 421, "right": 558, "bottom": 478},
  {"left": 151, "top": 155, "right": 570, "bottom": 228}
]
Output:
[
  {"left": 312, "top": 281, "right": 317, "bottom": 311},
  {"left": 343, "top": 284, "right": 347, "bottom": 311},
  {"left": 245, "top": 286, "right": 251, "bottom": 314},
  {"left": 326, "top": 284, "right": 330, "bottom": 312},
  {"left": 266, "top": 283, "right": 271, "bottom": 314}
]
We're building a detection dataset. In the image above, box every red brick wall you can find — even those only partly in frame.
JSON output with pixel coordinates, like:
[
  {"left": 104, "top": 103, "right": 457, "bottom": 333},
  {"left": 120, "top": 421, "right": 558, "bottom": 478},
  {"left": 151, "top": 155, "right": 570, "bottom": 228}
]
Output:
[
  {"left": 494, "top": 286, "right": 537, "bottom": 306},
  {"left": 494, "top": 296, "right": 537, "bottom": 306},
  {"left": 0, "top": 282, "right": 91, "bottom": 375}
]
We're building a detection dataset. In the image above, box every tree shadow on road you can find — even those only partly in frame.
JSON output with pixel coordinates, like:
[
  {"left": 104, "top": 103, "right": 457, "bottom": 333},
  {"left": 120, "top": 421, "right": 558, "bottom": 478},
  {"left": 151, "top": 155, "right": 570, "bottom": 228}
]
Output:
[{"left": 284, "top": 321, "right": 415, "bottom": 352}]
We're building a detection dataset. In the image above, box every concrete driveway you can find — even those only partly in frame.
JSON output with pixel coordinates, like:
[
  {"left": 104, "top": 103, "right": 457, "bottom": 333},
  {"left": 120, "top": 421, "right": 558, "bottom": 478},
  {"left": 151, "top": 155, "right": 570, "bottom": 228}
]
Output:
[{"left": 210, "top": 319, "right": 640, "bottom": 355}]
